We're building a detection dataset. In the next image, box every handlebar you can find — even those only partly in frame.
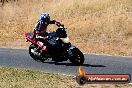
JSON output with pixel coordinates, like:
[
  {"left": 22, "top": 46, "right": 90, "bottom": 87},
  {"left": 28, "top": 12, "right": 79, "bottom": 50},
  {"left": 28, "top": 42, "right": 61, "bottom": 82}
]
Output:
[{"left": 59, "top": 24, "right": 67, "bottom": 29}]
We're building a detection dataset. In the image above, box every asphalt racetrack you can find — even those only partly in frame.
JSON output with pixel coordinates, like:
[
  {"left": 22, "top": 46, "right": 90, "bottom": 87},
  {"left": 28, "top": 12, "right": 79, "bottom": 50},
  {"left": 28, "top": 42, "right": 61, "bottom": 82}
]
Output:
[{"left": 0, "top": 48, "right": 132, "bottom": 78}]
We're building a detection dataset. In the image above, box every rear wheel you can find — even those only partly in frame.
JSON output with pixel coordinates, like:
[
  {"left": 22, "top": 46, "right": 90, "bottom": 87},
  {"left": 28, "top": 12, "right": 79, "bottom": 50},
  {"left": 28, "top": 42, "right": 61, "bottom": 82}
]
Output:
[
  {"left": 69, "top": 48, "right": 84, "bottom": 66},
  {"left": 29, "top": 44, "right": 42, "bottom": 61}
]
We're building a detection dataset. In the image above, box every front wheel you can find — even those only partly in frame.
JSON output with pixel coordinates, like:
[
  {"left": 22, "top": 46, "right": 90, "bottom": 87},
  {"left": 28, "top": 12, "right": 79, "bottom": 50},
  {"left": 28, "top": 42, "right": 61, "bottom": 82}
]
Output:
[{"left": 69, "top": 48, "right": 84, "bottom": 66}]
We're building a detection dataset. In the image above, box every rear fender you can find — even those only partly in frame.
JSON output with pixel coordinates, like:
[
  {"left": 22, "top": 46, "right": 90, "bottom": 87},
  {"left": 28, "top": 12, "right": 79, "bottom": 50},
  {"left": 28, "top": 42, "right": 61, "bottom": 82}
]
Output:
[
  {"left": 24, "top": 32, "right": 37, "bottom": 45},
  {"left": 24, "top": 32, "right": 28, "bottom": 37}
]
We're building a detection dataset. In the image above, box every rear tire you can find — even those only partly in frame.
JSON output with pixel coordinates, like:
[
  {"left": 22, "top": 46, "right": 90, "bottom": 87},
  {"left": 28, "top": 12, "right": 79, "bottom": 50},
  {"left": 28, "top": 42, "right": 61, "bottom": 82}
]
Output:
[
  {"left": 69, "top": 48, "right": 84, "bottom": 66},
  {"left": 29, "top": 44, "right": 41, "bottom": 61}
]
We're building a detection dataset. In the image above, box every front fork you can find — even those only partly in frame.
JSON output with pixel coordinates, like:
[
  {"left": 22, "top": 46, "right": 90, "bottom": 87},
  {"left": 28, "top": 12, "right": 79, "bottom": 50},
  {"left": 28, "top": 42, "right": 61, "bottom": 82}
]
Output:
[{"left": 67, "top": 45, "right": 76, "bottom": 57}]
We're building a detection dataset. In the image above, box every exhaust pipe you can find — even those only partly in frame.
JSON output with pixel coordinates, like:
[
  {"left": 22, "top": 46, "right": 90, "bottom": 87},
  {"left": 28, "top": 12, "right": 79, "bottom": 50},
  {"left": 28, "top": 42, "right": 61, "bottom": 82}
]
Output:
[{"left": 31, "top": 49, "right": 40, "bottom": 56}]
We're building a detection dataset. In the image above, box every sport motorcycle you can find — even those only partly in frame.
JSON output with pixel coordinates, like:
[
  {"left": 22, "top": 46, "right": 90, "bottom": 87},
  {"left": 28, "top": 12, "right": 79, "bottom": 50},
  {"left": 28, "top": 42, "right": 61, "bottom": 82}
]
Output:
[{"left": 24, "top": 25, "right": 84, "bottom": 65}]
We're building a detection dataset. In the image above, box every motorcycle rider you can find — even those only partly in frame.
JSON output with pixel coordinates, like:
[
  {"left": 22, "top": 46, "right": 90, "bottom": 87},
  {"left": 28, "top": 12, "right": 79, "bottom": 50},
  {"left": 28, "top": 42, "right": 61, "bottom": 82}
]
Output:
[{"left": 33, "top": 12, "right": 62, "bottom": 52}]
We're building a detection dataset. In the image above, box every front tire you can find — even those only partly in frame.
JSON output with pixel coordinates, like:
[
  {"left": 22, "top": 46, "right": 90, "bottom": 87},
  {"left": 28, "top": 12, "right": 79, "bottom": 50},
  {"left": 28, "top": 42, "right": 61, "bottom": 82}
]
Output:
[{"left": 69, "top": 48, "right": 84, "bottom": 66}]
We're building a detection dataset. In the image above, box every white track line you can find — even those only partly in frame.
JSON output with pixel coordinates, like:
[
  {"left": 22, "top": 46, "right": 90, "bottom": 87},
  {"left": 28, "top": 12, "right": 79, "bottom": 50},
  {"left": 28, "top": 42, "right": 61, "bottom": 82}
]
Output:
[
  {"left": 129, "top": 83, "right": 132, "bottom": 85},
  {"left": 83, "top": 52, "right": 132, "bottom": 58},
  {"left": 62, "top": 74, "right": 76, "bottom": 77}
]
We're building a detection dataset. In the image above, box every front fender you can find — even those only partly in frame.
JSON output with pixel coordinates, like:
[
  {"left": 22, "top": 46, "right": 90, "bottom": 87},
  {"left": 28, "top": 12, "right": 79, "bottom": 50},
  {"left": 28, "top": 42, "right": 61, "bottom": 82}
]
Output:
[
  {"left": 69, "top": 45, "right": 76, "bottom": 50},
  {"left": 68, "top": 45, "right": 76, "bottom": 56}
]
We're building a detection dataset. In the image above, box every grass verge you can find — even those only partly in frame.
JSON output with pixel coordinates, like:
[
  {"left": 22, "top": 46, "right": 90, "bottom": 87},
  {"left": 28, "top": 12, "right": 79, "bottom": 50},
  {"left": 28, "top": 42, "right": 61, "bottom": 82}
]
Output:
[{"left": 0, "top": 0, "right": 132, "bottom": 56}]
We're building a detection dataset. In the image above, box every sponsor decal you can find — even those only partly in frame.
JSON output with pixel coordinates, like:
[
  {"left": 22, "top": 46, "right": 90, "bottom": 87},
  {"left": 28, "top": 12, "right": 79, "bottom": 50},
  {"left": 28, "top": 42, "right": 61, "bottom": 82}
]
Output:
[{"left": 76, "top": 66, "right": 131, "bottom": 85}]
